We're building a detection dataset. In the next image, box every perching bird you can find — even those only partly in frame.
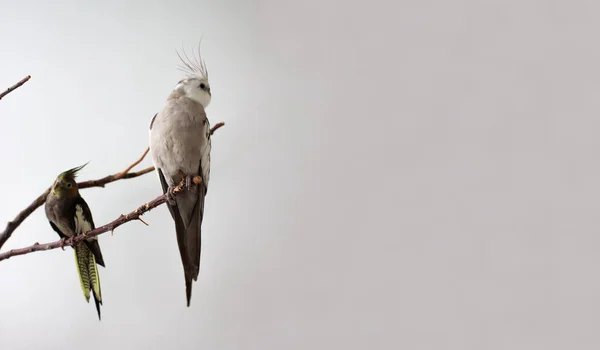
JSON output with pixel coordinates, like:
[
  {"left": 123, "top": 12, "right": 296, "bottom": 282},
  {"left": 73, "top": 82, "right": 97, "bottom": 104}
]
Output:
[
  {"left": 149, "top": 45, "right": 212, "bottom": 307},
  {"left": 45, "top": 163, "right": 104, "bottom": 320}
]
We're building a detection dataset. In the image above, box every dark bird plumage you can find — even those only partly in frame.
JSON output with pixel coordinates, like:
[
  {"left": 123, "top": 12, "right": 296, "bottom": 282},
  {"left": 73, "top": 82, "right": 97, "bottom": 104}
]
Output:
[{"left": 44, "top": 164, "right": 104, "bottom": 320}]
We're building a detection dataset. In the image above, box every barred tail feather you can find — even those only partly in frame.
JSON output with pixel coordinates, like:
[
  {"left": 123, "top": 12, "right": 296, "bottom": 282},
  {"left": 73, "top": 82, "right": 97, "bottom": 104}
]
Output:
[
  {"left": 88, "top": 248, "right": 102, "bottom": 320},
  {"left": 74, "top": 242, "right": 91, "bottom": 302},
  {"left": 74, "top": 242, "right": 103, "bottom": 320}
]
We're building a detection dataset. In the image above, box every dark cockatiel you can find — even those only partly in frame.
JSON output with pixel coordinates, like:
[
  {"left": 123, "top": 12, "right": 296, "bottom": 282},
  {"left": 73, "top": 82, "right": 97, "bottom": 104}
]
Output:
[{"left": 44, "top": 163, "right": 104, "bottom": 320}]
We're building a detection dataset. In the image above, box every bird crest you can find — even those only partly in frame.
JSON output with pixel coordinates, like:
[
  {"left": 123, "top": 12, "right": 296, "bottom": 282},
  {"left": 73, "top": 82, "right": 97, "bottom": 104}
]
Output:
[
  {"left": 176, "top": 39, "right": 209, "bottom": 81},
  {"left": 58, "top": 162, "right": 89, "bottom": 182}
]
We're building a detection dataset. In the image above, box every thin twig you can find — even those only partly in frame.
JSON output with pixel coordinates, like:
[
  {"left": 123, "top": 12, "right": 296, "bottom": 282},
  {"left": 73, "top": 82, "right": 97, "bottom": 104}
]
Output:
[
  {"left": 0, "top": 75, "right": 31, "bottom": 100},
  {"left": 113, "top": 148, "right": 150, "bottom": 180},
  {"left": 0, "top": 178, "right": 198, "bottom": 262},
  {"left": 211, "top": 122, "right": 225, "bottom": 134},
  {"left": 0, "top": 121, "right": 225, "bottom": 250},
  {"left": 79, "top": 166, "right": 155, "bottom": 189}
]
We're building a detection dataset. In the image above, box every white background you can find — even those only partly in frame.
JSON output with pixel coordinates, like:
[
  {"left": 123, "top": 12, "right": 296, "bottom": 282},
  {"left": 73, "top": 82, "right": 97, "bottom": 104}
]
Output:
[{"left": 2, "top": 0, "right": 600, "bottom": 349}]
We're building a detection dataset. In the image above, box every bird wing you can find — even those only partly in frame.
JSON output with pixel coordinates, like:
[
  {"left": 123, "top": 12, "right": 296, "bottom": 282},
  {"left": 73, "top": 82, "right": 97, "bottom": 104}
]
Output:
[
  {"left": 73, "top": 196, "right": 103, "bottom": 319},
  {"left": 73, "top": 197, "right": 105, "bottom": 267},
  {"left": 188, "top": 164, "right": 207, "bottom": 279},
  {"left": 149, "top": 113, "right": 157, "bottom": 130},
  {"left": 157, "top": 168, "right": 191, "bottom": 271}
]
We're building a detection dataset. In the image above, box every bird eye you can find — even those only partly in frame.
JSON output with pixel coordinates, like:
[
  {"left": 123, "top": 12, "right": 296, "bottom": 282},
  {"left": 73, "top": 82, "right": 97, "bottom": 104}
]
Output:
[
  {"left": 66, "top": 183, "right": 72, "bottom": 188},
  {"left": 199, "top": 83, "right": 206, "bottom": 89}
]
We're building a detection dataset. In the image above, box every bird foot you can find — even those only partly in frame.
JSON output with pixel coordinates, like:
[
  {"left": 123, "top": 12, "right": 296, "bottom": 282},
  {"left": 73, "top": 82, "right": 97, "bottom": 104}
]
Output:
[
  {"left": 178, "top": 170, "right": 196, "bottom": 191},
  {"left": 59, "top": 237, "right": 67, "bottom": 251},
  {"left": 185, "top": 175, "right": 196, "bottom": 191},
  {"left": 166, "top": 185, "right": 178, "bottom": 206}
]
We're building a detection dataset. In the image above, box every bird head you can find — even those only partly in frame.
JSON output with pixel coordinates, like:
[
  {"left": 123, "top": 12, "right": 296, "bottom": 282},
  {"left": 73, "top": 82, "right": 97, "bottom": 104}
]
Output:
[
  {"left": 174, "top": 41, "right": 211, "bottom": 108},
  {"left": 175, "top": 77, "right": 211, "bottom": 108},
  {"left": 51, "top": 162, "right": 88, "bottom": 198}
]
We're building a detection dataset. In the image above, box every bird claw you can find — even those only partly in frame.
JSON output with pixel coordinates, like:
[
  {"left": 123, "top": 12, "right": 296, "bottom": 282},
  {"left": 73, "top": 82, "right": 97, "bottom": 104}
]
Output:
[
  {"left": 185, "top": 175, "right": 195, "bottom": 191},
  {"left": 178, "top": 170, "right": 195, "bottom": 191},
  {"left": 177, "top": 169, "right": 198, "bottom": 191},
  {"left": 185, "top": 175, "right": 194, "bottom": 191},
  {"left": 166, "top": 170, "right": 197, "bottom": 205},
  {"left": 166, "top": 185, "right": 177, "bottom": 206},
  {"left": 59, "top": 237, "right": 67, "bottom": 251}
]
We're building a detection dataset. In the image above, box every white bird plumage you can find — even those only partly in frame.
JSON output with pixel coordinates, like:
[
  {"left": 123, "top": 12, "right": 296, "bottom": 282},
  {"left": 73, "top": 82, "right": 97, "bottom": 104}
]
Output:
[
  {"left": 148, "top": 41, "right": 213, "bottom": 307},
  {"left": 172, "top": 42, "right": 212, "bottom": 108}
]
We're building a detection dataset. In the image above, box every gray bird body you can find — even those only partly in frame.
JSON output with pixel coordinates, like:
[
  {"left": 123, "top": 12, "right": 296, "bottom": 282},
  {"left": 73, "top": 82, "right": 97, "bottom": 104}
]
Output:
[
  {"left": 150, "top": 84, "right": 211, "bottom": 306},
  {"left": 150, "top": 89, "right": 211, "bottom": 187}
]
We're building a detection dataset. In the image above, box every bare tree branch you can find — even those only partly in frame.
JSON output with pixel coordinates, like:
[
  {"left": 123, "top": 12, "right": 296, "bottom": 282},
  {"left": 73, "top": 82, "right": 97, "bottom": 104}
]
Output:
[
  {"left": 210, "top": 122, "right": 225, "bottom": 135},
  {"left": 0, "top": 121, "right": 225, "bottom": 251},
  {"left": 0, "top": 177, "right": 198, "bottom": 262},
  {"left": 78, "top": 166, "right": 155, "bottom": 189},
  {"left": 0, "top": 75, "right": 31, "bottom": 100},
  {"left": 0, "top": 153, "right": 152, "bottom": 250},
  {"left": 0, "top": 190, "right": 50, "bottom": 251}
]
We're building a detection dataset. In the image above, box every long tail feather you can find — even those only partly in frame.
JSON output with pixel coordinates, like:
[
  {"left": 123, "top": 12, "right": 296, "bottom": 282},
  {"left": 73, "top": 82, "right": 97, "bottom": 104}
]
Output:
[
  {"left": 185, "top": 274, "right": 193, "bottom": 307},
  {"left": 88, "top": 249, "right": 102, "bottom": 320},
  {"left": 86, "top": 240, "right": 105, "bottom": 267},
  {"left": 74, "top": 242, "right": 102, "bottom": 320},
  {"left": 74, "top": 242, "right": 91, "bottom": 302}
]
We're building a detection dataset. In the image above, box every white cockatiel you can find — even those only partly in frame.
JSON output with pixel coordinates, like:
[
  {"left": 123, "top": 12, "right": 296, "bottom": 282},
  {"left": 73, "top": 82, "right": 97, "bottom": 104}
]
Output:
[{"left": 149, "top": 46, "right": 212, "bottom": 307}]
